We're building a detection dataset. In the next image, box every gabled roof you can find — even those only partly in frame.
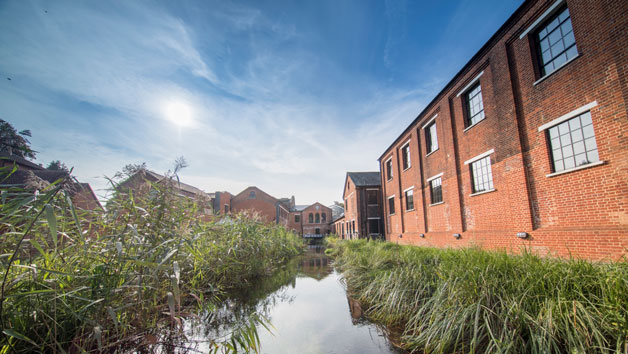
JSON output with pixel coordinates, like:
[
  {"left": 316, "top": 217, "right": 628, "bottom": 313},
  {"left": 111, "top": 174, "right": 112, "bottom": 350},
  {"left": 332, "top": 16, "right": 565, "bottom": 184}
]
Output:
[
  {"left": 291, "top": 205, "right": 309, "bottom": 212},
  {"left": 347, "top": 172, "right": 381, "bottom": 187},
  {"left": 332, "top": 213, "right": 345, "bottom": 222},
  {"left": 143, "top": 170, "right": 208, "bottom": 196},
  {"left": 0, "top": 169, "right": 103, "bottom": 210},
  {"left": 232, "top": 186, "right": 279, "bottom": 202},
  {"left": 1, "top": 169, "right": 68, "bottom": 186},
  {"left": 0, "top": 152, "right": 44, "bottom": 170}
]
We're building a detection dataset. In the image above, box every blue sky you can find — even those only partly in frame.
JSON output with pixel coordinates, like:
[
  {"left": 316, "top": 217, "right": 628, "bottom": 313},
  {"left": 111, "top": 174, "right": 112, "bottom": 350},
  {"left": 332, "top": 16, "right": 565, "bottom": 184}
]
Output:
[{"left": 0, "top": 0, "right": 522, "bottom": 205}]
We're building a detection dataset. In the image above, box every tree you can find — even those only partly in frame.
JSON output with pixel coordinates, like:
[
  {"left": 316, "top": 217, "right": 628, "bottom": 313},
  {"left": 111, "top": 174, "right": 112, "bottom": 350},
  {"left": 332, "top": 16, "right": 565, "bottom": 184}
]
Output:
[
  {"left": 0, "top": 119, "right": 36, "bottom": 159},
  {"left": 113, "top": 162, "right": 147, "bottom": 180},
  {"left": 47, "top": 160, "right": 69, "bottom": 172},
  {"left": 334, "top": 201, "right": 345, "bottom": 208}
]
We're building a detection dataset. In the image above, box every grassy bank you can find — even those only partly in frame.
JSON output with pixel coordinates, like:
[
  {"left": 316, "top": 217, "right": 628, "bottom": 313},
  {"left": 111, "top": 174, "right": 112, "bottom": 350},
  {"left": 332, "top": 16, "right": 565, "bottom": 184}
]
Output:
[
  {"left": 332, "top": 240, "right": 628, "bottom": 353},
  {"left": 0, "top": 172, "right": 303, "bottom": 352}
]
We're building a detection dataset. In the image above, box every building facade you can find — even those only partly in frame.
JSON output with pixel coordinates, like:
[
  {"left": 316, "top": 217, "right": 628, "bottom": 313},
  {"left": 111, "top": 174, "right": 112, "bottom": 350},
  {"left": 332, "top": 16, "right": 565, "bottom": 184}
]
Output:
[
  {"left": 229, "top": 186, "right": 290, "bottom": 226},
  {"left": 341, "top": 172, "right": 384, "bottom": 240},
  {"left": 378, "top": 0, "right": 628, "bottom": 260}
]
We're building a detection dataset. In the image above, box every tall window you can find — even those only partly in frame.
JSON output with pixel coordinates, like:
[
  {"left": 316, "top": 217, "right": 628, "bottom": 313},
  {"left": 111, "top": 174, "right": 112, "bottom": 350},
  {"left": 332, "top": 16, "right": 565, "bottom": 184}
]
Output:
[
  {"left": 366, "top": 190, "right": 378, "bottom": 205},
  {"left": 536, "top": 6, "right": 577, "bottom": 77},
  {"left": 345, "top": 199, "right": 349, "bottom": 212},
  {"left": 352, "top": 221, "right": 355, "bottom": 235},
  {"left": 308, "top": 213, "right": 313, "bottom": 223},
  {"left": 464, "top": 83, "right": 485, "bottom": 127},
  {"left": 295, "top": 214, "right": 300, "bottom": 223},
  {"left": 426, "top": 122, "right": 438, "bottom": 153},
  {"left": 388, "top": 196, "right": 395, "bottom": 215},
  {"left": 548, "top": 111, "right": 598, "bottom": 172},
  {"left": 224, "top": 205, "right": 229, "bottom": 213},
  {"left": 315, "top": 228, "right": 321, "bottom": 235},
  {"left": 430, "top": 178, "right": 443, "bottom": 204},
  {"left": 471, "top": 156, "right": 494, "bottom": 193},
  {"left": 405, "top": 189, "right": 414, "bottom": 211},
  {"left": 315, "top": 213, "right": 320, "bottom": 223},
  {"left": 368, "top": 219, "right": 380, "bottom": 235},
  {"left": 322, "top": 213, "right": 326, "bottom": 223},
  {"left": 386, "top": 158, "right": 393, "bottom": 180},
  {"left": 401, "top": 143, "right": 411, "bottom": 170}
]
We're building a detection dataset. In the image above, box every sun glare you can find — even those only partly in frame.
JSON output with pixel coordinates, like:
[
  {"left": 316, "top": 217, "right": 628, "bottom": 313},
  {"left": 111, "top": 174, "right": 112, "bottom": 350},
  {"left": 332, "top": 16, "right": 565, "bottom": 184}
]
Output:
[{"left": 164, "top": 101, "right": 194, "bottom": 127}]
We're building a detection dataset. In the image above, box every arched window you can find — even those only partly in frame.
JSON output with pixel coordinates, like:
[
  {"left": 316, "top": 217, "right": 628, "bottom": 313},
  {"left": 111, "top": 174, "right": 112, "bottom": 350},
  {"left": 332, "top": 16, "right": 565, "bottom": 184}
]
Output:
[
  {"left": 308, "top": 213, "right": 313, "bottom": 223},
  {"left": 249, "top": 191, "right": 256, "bottom": 198},
  {"left": 315, "top": 213, "right": 320, "bottom": 223},
  {"left": 321, "top": 213, "right": 327, "bottom": 223}
]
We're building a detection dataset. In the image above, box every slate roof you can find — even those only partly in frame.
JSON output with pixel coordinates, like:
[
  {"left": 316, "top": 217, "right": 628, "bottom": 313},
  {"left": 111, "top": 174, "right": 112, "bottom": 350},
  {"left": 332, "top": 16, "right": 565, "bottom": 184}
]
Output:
[
  {"left": 143, "top": 170, "right": 208, "bottom": 196},
  {"left": 0, "top": 152, "right": 44, "bottom": 170},
  {"left": 290, "top": 205, "right": 309, "bottom": 212},
  {"left": 347, "top": 172, "right": 381, "bottom": 187},
  {"left": 1, "top": 169, "right": 69, "bottom": 187},
  {"left": 0, "top": 170, "right": 102, "bottom": 208}
]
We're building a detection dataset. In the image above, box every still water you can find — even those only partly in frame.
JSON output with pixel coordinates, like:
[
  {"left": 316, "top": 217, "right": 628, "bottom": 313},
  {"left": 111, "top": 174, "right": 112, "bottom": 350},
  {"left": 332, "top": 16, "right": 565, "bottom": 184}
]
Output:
[{"left": 183, "top": 245, "right": 403, "bottom": 353}]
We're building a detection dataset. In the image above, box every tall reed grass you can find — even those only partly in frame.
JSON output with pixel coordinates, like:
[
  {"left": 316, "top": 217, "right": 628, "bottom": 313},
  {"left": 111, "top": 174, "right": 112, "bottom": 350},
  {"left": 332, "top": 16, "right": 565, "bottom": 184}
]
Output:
[
  {"left": 0, "top": 169, "right": 303, "bottom": 352},
  {"left": 333, "top": 240, "right": 628, "bottom": 353}
]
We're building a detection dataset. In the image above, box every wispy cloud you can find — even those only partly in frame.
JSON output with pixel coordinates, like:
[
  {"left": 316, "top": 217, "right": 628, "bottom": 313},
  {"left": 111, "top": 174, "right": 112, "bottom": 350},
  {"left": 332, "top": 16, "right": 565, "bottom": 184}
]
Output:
[{"left": 1, "top": 0, "right": 505, "bottom": 205}]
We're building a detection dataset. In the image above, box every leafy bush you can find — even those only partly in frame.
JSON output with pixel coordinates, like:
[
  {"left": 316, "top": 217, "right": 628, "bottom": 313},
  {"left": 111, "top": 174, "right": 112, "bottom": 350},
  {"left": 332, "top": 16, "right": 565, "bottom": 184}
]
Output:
[{"left": 0, "top": 171, "right": 302, "bottom": 352}]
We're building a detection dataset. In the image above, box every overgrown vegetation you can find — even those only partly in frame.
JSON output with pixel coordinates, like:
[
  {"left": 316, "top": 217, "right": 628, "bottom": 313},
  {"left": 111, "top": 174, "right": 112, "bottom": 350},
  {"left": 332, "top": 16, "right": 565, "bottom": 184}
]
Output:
[
  {"left": 0, "top": 167, "right": 303, "bottom": 352},
  {"left": 333, "top": 240, "right": 628, "bottom": 353}
]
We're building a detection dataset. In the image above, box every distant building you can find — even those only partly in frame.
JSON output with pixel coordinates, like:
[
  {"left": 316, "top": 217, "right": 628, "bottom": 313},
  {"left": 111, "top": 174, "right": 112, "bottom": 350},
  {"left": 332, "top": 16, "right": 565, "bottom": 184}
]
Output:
[
  {"left": 0, "top": 153, "right": 102, "bottom": 211},
  {"left": 341, "top": 172, "right": 383, "bottom": 240},
  {"left": 229, "top": 186, "right": 291, "bottom": 226},
  {"left": 289, "top": 203, "right": 332, "bottom": 238},
  {"left": 116, "top": 170, "right": 213, "bottom": 214}
]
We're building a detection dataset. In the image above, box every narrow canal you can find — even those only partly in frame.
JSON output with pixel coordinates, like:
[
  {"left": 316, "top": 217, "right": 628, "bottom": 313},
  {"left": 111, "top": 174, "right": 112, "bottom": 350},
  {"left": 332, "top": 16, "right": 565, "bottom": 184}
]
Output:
[{"left": 183, "top": 245, "right": 404, "bottom": 353}]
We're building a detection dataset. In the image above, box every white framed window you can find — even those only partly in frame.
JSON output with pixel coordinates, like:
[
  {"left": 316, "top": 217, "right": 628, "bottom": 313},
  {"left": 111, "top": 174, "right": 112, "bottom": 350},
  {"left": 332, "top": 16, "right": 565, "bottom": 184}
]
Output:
[
  {"left": 470, "top": 156, "right": 494, "bottom": 193},
  {"left": 385, "top": 157, "right": 393, "bottom": 181},
  {"left": 547, "top": 111, "right": 599, "bottom": 173},
  {"left": 404, "top": 188, "right": 414, "bottom": 211},
  {"left": 387, "top": 195, "right": 395, "bottom": 215},
  {"left": 426, "top": 121, "right": 438, "bottom": 154},
  {"left": 401, "top": 142, "right": 411, "bottom": 170}
]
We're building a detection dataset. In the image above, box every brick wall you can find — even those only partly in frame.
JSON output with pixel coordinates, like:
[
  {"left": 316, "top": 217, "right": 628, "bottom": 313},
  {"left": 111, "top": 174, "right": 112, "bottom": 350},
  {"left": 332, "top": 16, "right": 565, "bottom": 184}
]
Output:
[
  {"left": 379, "top": 0, "right": 628, "bottom": 261},
  {"left": 230, "top": 186, "right": 281, "bottom": 224}
]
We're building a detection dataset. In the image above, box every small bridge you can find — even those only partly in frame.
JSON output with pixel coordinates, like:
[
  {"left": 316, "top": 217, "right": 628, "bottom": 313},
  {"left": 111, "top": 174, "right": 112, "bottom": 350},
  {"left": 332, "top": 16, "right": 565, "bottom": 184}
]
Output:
[{"left": 303, "top": 234, "right": 324, "bottom": 239}]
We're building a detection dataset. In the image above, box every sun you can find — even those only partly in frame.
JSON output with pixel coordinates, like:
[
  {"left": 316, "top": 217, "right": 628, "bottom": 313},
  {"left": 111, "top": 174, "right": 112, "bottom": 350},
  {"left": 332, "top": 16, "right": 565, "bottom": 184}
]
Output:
[{"left": 164, "top": 101, "right": 194, "bottom": 127}]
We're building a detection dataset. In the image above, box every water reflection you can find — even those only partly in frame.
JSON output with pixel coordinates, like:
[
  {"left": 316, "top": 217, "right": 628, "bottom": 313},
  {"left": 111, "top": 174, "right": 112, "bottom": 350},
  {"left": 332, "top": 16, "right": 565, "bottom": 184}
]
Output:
[{"left": 182, "top": 245, "right": 402, "bottom": 353}]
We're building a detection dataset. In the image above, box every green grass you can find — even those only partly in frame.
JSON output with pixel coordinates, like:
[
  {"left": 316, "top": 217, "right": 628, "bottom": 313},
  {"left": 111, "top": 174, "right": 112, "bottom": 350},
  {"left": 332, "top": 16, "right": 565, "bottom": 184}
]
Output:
[
  {"left": 0, "top": 169, "right": 303, "bottom": 352},
  {"left": 332, "top": 240, "right": 628, "bottom": 353}
]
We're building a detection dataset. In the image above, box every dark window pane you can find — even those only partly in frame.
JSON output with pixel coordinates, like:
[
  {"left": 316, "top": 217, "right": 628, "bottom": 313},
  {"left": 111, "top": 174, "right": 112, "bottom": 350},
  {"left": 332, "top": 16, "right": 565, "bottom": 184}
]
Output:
[{"left": 536, "top": 6, "right": 577, "bottom": 76}]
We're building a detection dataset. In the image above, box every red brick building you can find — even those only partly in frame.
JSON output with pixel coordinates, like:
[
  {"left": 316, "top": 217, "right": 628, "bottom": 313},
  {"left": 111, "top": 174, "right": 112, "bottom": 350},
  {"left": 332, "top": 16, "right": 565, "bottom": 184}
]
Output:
[
  {"left": 1, "top": 152, "right": 102, "bottom": 211},
  {"left": 379, "top": 0, "right": 628, "bottom": 260},
  {"left": 340, "top": 172, "right": 384, "bottom": 240},
  {"left": 289, "top": 202, "right": 332, "bottom": 237},
  {"left": 229, "top": 186, "right": 290, "bottom": 226}
]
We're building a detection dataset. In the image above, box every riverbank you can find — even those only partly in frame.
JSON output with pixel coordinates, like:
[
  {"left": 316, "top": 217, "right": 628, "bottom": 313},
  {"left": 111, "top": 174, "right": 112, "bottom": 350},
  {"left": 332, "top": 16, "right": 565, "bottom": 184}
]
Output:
[
  {"left": 0, "top": 176, "right": 303, "bottom": 352},
  {"left": 331, "top": 240, "right": 628, "bottom": 353}
]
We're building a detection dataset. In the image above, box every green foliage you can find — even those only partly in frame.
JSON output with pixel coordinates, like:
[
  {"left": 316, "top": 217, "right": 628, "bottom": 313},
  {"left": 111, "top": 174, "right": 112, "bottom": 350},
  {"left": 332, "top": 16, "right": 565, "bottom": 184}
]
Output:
[
  {"left": 0, "top": 169, "right": 303, "bottom": 352},
  {"left": 46, "top": 160, "right": 69, "bottom": 172},
  {"left": 0, "top": 119, "right": 36, "bottom": 159},
  {"left": 333, "top": 240, "right": 628, "bottom": 353}
]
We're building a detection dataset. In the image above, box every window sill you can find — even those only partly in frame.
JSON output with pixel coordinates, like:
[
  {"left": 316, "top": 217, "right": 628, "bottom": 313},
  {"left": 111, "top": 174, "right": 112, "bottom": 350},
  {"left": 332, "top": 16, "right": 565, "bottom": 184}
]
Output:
[
  {"left": 425, "top": 148, "right": 439, "bottom": 157},
  {"left": 546, "top": 160, "right": 605, "bottom": 178},
  {"left": 533, "top": 53, "right": 581, "bottom": 86},
  {"left": 429, "top": 201, "right": 444, "bottom": 207},
  {"left": 387, "top": 178, "right": 393, "bottom": 183},
  {"left": 463, "top": 117, "right": 486, "bottom": 133},
  {"left": 402, "top": 166, "right": 411, "bottom": 172},
  {"left": 469, "top": 188, "right": 496, "bottom": 197},
  {"left": 405, "top": 208, "right": 415, "bottom": 212},
  {"left": 388, "top": 213, "right": 396, "bottom": 216}
]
